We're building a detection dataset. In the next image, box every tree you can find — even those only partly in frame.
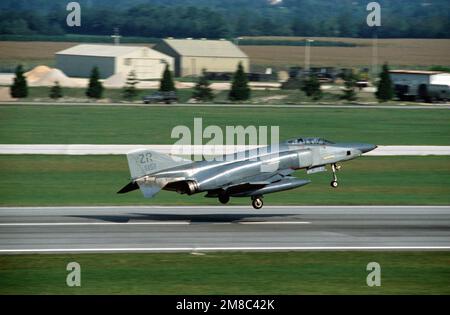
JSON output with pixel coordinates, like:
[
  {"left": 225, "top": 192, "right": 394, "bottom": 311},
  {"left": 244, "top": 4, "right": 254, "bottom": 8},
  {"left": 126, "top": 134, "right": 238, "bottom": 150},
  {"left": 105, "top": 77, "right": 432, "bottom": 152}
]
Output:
[
  {"left": 341, "top": 70, "right": 358, "bottom": 101},
  {"left": 192, "top": 69, "right": 214, "bottom": 102},
  {"left": 10, "top": 64, "right": 28, "bottom": 98},
  {"left": 375, "top": 63, "right": 394, "bottom": 102},
  {"left": 301, "top": 74, "right": 322, "bottom": 100},
  {"left": 86, "top": 66, "right": 103, "bottom": 99},
  {"left": 228, "top": 62, "right": 250, "bottom": 101},
  {"left": 160, "top": 64, "right": 176, "bottom": 92},
  {"left": 122, "top": 70, "right": 139, "bottom": 101},
  {"left": 1, "top": 1, "right": 450, "bottom": 39},
  {"left": 235, "top": 12, "right": 252, "bottom": 36},
  {"left": 49, "top": 81, "right": 62, "bottom": 99}
]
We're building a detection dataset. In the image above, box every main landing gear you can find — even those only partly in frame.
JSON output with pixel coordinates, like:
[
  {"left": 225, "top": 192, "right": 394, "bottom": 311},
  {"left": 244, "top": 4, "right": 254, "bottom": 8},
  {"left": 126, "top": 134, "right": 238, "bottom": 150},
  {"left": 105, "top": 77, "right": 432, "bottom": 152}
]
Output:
[
  {"left": 330, "top": 163, "right": 341, "bottom": 188},
  {"left": 218, "top": 193, "right": 263, "bottom": 209},
  {"left": 218, "top": 193, "right": 230, "bottom": 204},
  {"left": 251, "top": 196, "right": 264, "bottom": 209}
]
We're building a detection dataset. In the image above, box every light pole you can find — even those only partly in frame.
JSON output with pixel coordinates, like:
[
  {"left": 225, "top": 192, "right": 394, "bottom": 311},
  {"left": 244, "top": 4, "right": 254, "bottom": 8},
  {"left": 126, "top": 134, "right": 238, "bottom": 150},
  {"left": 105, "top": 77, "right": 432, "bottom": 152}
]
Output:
[
  {"left": 111, "top": 27, "right": 121, "bottom": 45},
  {"left": 305, "top": 39, "right": 314, "bottom": 73},
  {"left": 371, "top": 31, "right": 378, "bottom": 82}
]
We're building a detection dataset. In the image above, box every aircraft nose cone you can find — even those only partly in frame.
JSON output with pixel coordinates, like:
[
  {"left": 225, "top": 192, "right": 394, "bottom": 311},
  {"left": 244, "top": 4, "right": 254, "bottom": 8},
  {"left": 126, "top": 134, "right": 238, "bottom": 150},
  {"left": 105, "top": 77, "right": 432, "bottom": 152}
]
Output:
[{"left": 357, "top": 144, "right": 377, "bottom": 153}]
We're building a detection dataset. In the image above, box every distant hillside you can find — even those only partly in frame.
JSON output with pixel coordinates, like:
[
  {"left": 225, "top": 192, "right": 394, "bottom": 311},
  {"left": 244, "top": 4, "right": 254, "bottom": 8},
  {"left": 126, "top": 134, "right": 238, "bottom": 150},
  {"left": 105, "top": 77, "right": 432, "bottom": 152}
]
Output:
[{"left": 0, "top": 0, "right": 448, "bottom": 39}]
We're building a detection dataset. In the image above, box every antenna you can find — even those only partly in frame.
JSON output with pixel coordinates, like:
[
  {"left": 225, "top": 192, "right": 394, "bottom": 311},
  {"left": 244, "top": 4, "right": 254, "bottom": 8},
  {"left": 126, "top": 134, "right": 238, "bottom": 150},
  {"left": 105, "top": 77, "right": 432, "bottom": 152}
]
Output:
[{"left": 111, "top": 27, "right": 121, "bottom": 45}]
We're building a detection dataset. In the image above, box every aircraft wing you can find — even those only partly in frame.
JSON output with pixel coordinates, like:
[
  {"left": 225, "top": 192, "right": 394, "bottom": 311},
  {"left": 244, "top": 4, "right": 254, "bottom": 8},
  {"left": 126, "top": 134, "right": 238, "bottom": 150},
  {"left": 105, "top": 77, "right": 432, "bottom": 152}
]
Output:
[
  {"left": 206, "top": 169, "right": 310, "bottom": 197},
  {"left": 223, "top": 182, "right": 270, "bottom": 195}
]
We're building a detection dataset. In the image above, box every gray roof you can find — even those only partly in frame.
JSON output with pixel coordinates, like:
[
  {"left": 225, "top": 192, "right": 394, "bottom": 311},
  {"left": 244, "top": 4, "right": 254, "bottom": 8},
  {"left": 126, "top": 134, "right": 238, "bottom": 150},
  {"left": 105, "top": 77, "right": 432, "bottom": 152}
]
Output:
[
  {"left": 56, "top": 44, "right": 169, "bottom": 58},
  {"left": 390, "top": 70, "right": 443, "bottom": 76},
  {"left": 162, "top": 39, "right": 248, "bottom": 58}
]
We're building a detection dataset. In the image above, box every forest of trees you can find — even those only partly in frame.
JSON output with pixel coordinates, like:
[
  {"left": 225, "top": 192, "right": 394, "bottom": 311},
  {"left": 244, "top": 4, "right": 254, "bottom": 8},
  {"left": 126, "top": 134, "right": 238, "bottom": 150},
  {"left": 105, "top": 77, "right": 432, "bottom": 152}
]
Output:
[{"left": 0, "top": 0, "right": 448, "bottom": 39}]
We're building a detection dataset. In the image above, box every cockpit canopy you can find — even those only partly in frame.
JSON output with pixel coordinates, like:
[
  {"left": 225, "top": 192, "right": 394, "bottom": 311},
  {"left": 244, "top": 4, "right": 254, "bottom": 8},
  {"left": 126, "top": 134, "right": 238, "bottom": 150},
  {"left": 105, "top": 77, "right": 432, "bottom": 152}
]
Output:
[{"left": 285, "top": 137, "right": 334, "bottom": 145}]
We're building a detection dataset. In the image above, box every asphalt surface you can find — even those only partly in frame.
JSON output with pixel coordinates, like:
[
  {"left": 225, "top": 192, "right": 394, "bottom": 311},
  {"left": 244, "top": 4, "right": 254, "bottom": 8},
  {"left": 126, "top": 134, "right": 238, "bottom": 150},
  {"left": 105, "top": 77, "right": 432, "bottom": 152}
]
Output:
[
  {"left": 0, "top": 206, "right": 449, "bottom": 253},
  {"left": 1, "top": 102, "right": 449, "bottom": 109}
]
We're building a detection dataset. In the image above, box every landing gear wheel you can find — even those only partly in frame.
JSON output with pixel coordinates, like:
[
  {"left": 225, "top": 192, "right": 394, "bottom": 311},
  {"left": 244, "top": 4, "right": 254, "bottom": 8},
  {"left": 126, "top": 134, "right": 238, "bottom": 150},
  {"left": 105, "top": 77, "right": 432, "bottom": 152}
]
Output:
[
  {"left": 331, "top": 163, "right": 339, "bottom": 188},
  {"left": 218, "top": 194, "right": 230, "bottom": 204},
  {"left": 252, "top": 197, "right": 263, "bottom": 210}
]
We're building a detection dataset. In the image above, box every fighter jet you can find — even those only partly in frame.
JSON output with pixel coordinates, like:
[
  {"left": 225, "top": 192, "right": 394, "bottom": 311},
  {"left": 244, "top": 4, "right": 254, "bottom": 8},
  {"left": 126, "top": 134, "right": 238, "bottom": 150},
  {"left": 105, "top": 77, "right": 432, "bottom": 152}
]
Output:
[{"left": 118, "top": 137, "right": 377, "bottom": 209}]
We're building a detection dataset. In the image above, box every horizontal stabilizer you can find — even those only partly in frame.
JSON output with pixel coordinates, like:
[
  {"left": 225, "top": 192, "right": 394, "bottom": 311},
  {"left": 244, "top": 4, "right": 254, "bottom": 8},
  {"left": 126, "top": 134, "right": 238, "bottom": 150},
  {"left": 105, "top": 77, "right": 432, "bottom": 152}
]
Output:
[
  {"left": 117, "top": 179, "right": 163, "bottom": 198},
  {"left": 117, "top": 181, "right": 139, "bottom": 194}
]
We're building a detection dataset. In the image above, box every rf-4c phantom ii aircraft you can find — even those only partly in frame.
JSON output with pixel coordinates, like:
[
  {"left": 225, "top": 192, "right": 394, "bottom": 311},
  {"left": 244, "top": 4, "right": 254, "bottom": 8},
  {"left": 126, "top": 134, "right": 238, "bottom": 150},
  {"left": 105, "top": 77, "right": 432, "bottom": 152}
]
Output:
[{"left": 118, "top": 138, "right": 377, "bottom": 209}]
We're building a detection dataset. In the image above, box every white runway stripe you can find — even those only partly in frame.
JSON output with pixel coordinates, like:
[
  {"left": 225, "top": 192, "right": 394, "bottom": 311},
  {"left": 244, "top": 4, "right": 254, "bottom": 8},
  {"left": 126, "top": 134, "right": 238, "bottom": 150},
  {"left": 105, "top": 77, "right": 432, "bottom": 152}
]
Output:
[
  {"left": 1, "top": 205, "right": 449, "bottom": 210},
  {"left": 239, "top": 221, "right": 311, "bottom": 225},
  {"left": 1, "top": 246, "right": 449, "bottom": 254}
]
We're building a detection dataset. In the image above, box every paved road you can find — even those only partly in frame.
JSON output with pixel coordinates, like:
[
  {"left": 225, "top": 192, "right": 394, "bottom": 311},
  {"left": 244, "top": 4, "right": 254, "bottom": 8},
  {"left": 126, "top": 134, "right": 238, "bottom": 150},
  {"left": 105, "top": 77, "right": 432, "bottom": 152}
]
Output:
[
  {"left": 1, "top": 145, "right": 449, "bottom": 155},
  {"left": 0, "top": 206, "right": 449, "bottom": 253},
  {"left": 1, "top": 102, "right": 449, "bottom": 109}
]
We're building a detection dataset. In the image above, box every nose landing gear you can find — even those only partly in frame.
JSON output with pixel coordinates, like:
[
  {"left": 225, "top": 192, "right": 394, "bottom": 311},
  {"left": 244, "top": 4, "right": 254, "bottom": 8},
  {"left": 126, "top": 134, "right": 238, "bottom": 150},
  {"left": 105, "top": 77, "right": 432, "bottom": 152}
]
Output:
[
  {"left": 251, "top": 196, "right": 264, "bottom": 209},
  {"left": 330, "top": 163, "right": 340, "bottom": 188}
]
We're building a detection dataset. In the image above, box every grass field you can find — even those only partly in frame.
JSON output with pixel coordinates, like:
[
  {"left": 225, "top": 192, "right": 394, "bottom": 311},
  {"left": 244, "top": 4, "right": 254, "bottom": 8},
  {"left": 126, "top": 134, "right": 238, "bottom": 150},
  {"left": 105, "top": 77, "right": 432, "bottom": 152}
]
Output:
[
  {"left": 240, "top": 37, "right": 450, "bottom": 70},
  {"left": 0, "top": 41, "right": 74, "bottom": 71},
  {"left": 0, "top": 155, "right": 449, "bottom": 206},
  {"left": 0, "top": 105, "right": 449, "bottom": 145},
  {"left": 1, "top": 38, "right": 449, "bottom": 72},
  {"left": 0, "top": 252, "right": 449, "bottom": 294}
]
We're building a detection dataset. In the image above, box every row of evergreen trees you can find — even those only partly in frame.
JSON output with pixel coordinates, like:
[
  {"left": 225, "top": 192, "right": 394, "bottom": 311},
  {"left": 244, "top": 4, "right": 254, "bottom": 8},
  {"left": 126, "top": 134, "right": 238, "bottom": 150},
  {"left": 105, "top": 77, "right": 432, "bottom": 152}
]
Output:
[
  {"left": 10, "top": 63, "right": 251, "bottom": 102},
  {"left": 160, "top": 62, "right": 251, "bottom": 102},
  {"left": 9, "top": 65, "right": 105, "bottom": 100},
  {"left": 117, "top": 63, "right": 250, "bottom": 102},
  {"left": 10, "top": 63, "right": 394, "bottom": 103}
]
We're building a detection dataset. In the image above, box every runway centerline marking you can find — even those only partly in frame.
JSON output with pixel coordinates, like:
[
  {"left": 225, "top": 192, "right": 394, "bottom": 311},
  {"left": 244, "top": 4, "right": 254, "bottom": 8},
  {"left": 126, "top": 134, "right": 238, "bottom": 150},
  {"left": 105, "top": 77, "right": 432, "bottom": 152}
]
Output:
[
  {"left": 238, "top": 221, "right": 311, "bottom": 225},
  {"left": 0, "top": 222, "right": 191, "bottom": 226},
  {"left": 0, "top": 221, "right": 311, "bottom": 227}
]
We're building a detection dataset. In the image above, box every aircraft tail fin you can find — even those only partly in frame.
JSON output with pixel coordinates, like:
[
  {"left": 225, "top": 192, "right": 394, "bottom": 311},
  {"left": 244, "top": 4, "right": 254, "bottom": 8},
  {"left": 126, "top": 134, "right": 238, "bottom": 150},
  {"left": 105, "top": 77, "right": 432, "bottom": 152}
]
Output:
[
  {"left": 126, "top": 149, "right": 191, "bottom": 179},
  {"left": 119, "top": 149, "right": 192, "bottom": 198}
]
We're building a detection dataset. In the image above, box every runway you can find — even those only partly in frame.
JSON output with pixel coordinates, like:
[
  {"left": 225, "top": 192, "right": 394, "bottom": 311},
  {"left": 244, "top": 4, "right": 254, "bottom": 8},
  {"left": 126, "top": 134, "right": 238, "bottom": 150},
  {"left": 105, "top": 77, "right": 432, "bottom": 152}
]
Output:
[
  {"left": 1, "top": 101, "right": 449, "bottom": 109},
  {"left": 0, "top": 206, "right": 449, "bottom": 253}
]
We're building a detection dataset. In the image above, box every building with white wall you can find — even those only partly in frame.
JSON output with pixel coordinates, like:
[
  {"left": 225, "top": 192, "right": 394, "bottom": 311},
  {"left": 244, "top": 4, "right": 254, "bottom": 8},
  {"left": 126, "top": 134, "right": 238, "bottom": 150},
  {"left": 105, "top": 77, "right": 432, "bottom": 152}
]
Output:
[
  {"left": 153, "top": 38, "right": 249, "bottom": 77},
  {"left": 390, "top": 70, "right": 450, "bottom": 87},
  {"left": 390, "top": 70, "right": 450, "bottom": 101},
  {"left": 56, "top": 44, "right": 174, "bottom": 79}
]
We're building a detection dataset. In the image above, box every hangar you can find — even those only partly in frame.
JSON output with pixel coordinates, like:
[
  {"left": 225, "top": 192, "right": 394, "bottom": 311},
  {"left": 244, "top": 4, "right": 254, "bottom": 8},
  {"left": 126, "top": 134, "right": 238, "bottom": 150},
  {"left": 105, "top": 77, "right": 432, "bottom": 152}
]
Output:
[
  {"left": 390, "top": 70, "right": 450, "bottom": 86},
  {"left": 390, "top": 70, "right": 450, "bottom": 101},
  {"left": 55, "top": 44, "right": 174, "bottom": 79},
  {"left": 153, "top": 38, "right": 249, "bottom": 77}
]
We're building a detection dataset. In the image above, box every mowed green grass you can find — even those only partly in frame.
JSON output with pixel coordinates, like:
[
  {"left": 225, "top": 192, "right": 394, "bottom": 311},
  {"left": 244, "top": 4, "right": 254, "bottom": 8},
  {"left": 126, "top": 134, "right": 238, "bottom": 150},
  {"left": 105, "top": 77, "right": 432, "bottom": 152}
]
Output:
[
  {"left": 0, "top": 155, "right": 449, "bottom": 206},
  {"left": 0, "top": 252, "right": 449, "bottom": 294},
  {"left": 0, "top": 105, "right": 449, "bottom": 144}
]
